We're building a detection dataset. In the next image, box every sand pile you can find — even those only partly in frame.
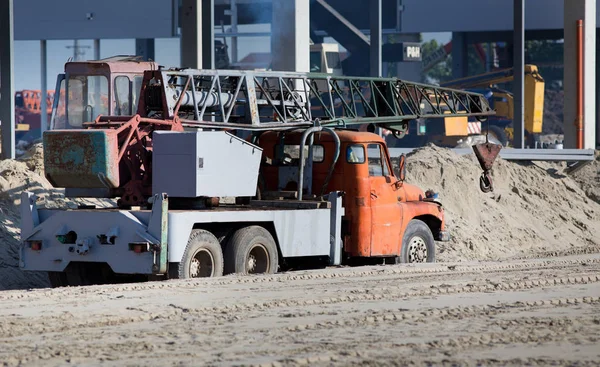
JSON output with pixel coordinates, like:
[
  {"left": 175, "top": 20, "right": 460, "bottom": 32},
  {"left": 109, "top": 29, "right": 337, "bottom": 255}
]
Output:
[
  {"left": 403, "top": 145, "right": 600, "bottom": 262},
  {"left": 570, "top": 150, "right": 600, "bottom": 204},
  {"left": 0, "top": 144, "right": 114, "bottom": 290}
]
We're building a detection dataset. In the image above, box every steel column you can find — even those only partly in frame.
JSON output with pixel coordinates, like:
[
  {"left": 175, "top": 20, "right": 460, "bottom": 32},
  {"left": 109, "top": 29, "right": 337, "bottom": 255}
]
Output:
[
  {"left": 135, "top": 39, "right": 155, "bottom": 61},
  {"left": 181, "top": 0, "right": 213, "bottom": 69},
  {"left": 564, "top": 0, "right": 596, "bottom": 149},
  {"left": 597, "top": 28, "right": 600, "bottom": 149},
  {"left": 513, "top": 0, "right": 525, "bottom": 149},
  {"left": 202, "top": 0, "right": 214, "bottom": 69},
  {"left": 370, "top": 0, "right": 382, "bottom": 77},
  {"left": 271, "top": 0, "right": 310, "bottom": 72},
  {"left": 451, "top": 32, "right": 467, "bottom": 79},
  {"left": 93, "top": 39, "right": 100, "bottom": 60},
  {"left": 40, "top": 40, "right": 47, "bottom": 134},
  {"left": 0, "top": 0, "right": 15, "bottom": 159},
  {"left": 230, "top": 0, "right": 238, "bottom": 63}
]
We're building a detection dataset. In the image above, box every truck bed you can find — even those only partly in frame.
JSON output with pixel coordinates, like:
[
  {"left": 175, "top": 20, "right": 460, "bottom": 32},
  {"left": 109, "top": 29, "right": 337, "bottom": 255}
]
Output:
[{"left": 20, "top": 193, "right": 344, "bottom": 275}]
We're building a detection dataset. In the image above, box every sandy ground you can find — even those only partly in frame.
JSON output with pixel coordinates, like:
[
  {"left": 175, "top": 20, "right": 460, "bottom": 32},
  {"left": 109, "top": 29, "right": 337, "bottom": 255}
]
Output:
[
  {"left": 0, "top": 254, "right": 599, "bottom": 366},
  {"left": 1, "top": 144, "right": 599, "bottom": 366}
]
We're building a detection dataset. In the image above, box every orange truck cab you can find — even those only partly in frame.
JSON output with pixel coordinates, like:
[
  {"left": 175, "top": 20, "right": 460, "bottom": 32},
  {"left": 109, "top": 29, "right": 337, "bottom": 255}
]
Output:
[{"left": 257, "top": 129, "right": 449, "bottom": 263}]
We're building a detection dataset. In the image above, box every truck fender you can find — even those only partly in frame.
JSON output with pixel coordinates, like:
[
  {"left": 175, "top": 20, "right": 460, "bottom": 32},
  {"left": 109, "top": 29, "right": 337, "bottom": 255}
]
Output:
[{"left": 400, "top": 201, "right": 446, "bottom": 246}]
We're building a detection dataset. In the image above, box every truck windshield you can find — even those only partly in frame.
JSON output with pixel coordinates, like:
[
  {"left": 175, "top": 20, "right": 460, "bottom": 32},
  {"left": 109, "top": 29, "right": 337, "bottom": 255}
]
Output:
[{"left": 64, "top": 75, "right": 109, "bottom": 128}]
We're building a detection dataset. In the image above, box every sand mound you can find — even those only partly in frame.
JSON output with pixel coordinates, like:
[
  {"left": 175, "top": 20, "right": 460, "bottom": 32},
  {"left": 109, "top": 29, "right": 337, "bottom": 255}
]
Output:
[
  {"left": 0, "top": 158, "right": 57, "bottom": 290},
  {"left": 0, "top": 144, "right": 114, "bottom": 291},
  {"left": 17, "top": 142, "right": 45, "bottom": 175},
  {"left": 404, "top": 145, "right": 600, "bottom": 262},
  {"left": 570, "top": 151, "right": 600, "bottom": 204}
]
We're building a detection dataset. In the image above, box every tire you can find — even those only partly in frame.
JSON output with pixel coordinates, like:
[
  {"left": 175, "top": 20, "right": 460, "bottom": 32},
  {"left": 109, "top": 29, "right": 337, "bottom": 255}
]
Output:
[
  {"left": 487, "top": 125, "right": 508, "bottom": 146},
  {"left": 224, "top": 225, "right": 279, "bottom": 275},
  {"left": 400, "top": 219, "right": 436, "bottom": 263},
  {"left": 178, "top": 229, "right": 224, "bottom": 279}
]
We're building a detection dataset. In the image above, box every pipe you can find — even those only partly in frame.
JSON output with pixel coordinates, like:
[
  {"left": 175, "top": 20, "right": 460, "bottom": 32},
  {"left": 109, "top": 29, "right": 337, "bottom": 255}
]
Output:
[
  {"left": 575, "top": 19, "right": 584, "bottom": 149},
  {"left": 168, "top": 89, "right": 236, "bottom": 110},
  {"left": 298, "top": 126, "right": 323, "bottom": 201},
  {"left": 320, "top": 127, "right": 341, "bottom": 196}
]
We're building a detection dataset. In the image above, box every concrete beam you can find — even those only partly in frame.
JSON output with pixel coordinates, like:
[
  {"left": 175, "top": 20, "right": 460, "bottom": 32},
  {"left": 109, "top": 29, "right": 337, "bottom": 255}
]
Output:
[
  {"left": 135, "top": 39, "right": 155, "bottom": 61},
  {"left": 597, "top": 29, "right": 600, "bottom": 149},
  {"left": 370, "top": 0, "right": 382, "bottom": 77},
  {"left": 564, "top": 0, "right": 596, "bottom": 149},
  {"left": 513, "top": 0, "right": 524, "bottom": 149},
  {"left": 0, "top": 0, "right": 15, "bottom": 159},
  {"left": 451, "top": 32, "right": 468, "bottom": 79},
  {"left": 181, "top": 0, "right": 214, "bottom": 69},
  {"left": 271, "top": 0, "right": 309, "bottom": 72}
]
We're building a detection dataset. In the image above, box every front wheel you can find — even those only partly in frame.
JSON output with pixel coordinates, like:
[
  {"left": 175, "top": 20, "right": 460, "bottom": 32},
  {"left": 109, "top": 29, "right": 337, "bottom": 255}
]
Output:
[{"left": 400, "top": 219, "right": 436, "bottom": 263}]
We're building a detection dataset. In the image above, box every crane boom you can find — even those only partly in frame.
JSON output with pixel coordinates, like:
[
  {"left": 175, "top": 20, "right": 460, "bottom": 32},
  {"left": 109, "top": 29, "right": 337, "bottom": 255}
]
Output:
[{"left": 135, "top": 68, "right": 495, "bottom": 135}]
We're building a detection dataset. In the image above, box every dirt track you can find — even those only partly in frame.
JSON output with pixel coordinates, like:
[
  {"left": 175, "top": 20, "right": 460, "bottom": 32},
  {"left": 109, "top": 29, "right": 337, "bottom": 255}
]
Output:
[{"left": 1, "top": 255, "right": 599, "bottom": 366}]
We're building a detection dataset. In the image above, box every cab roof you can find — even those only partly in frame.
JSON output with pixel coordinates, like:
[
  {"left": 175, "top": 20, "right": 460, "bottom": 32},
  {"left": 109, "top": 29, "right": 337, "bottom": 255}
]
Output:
[{"left": 64, "top": 55, "right": 159, "bottom": 74}]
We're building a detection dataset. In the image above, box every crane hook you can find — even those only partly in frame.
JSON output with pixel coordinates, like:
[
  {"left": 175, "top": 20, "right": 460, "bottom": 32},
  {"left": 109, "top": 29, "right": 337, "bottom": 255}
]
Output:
[{"left": 479, "top": 171, "right": 493, "bottom": 193}]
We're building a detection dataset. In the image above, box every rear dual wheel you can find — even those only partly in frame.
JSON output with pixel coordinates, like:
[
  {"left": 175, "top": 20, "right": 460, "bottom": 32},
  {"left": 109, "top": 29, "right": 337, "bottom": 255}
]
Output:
[
  {"left": 177, "top": 226, "right": 278, "bottom": 279},
  {"left": 225, "top": 226, "right": 278, "bottom": 275},
  {"left": 178, "top": 229, "right": 224, "bottom": 278}
]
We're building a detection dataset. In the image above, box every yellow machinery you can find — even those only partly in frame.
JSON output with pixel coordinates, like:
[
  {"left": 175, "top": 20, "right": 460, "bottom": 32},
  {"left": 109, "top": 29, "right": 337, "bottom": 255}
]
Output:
[{"left": 441, "top": 64, "right": 545, "bottom": 146}]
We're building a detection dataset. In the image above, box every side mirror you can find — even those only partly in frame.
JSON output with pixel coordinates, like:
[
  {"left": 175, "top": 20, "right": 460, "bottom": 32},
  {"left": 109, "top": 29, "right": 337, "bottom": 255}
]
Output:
[{"left": 398, "top": 154, "right": 406, "bottom": 182}]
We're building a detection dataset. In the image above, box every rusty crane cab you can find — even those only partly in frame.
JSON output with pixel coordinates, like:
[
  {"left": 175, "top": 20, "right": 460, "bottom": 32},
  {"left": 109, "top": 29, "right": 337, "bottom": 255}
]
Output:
[{"left": 50, "top": 56, "right": 158, "bottom": 130}]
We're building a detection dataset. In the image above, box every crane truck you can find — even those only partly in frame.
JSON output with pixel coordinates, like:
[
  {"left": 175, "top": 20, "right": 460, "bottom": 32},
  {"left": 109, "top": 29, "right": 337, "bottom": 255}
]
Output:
[{"left": 19, "top": 57, "right": 498, "bottom": 287}]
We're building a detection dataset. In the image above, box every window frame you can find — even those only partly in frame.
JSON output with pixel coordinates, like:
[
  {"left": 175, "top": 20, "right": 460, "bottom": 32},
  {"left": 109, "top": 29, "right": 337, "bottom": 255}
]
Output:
[{"left": 366, "top": 143, "right": 391, "bottom": 177}]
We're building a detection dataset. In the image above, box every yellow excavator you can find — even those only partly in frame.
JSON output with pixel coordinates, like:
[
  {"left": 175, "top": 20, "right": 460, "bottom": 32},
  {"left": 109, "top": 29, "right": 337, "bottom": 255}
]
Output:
[{"left": 440, "top": 64, "right": 545, "bottom": 147}]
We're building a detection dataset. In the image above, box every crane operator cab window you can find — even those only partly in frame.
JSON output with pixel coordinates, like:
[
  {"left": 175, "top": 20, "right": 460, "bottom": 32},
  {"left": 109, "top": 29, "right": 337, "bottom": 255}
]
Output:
[
  {"left": 64, "top": 75, "right": 109, "bottom": 128},
  {"left": 113, "top": 76, "right": 131, "bottom": 115}
]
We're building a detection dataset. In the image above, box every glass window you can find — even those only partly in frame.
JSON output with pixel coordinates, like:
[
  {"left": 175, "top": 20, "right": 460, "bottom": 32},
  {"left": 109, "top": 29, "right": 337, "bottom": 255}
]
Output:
[
  {"left": 67, "top": 75, "right": 108, "bottom": 127},
  {"left": 277, "top": 144, "right": 324, "bottom": 164},
  {"left": 132, "top": 75, "right": 143, "bottom": 114},
  {"left": 346, "top": 145, "right": 365, "bottom": 164},
  {"left": 310, "top": 51, "right": 322, "bottom": 72},
  {"left": 114, "top": 76, "right": 131, "bottom": 115},
  {"left": 66, "top": 78, "right": 84, "bottom": 127},
  {"left": 367, "top": 143, "right": 390, "bottom": 177},
  {"left": 50, "top": 79, "right": 66, "bottom": 130},
  {"left": 325, "top": 52, "right": 341, "bottom": 69}
]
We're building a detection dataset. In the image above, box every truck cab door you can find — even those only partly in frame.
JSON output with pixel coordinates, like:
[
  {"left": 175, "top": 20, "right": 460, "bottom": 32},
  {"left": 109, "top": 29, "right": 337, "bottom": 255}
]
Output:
[{"left": 367, "top": 143, "right": 402, "bottom": 256}]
